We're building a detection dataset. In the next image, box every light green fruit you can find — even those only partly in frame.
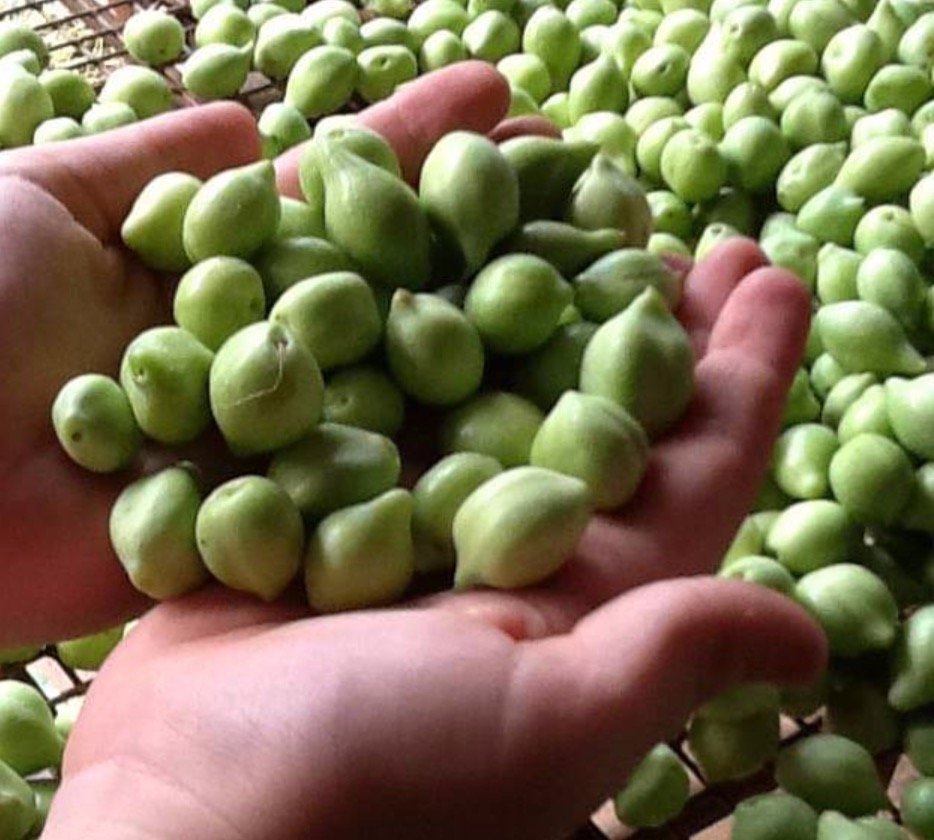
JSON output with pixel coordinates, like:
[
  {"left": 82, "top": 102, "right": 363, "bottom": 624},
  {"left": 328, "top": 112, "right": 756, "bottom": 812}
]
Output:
[
  {"left": 109, "top": 465, "right": 208, "bottom": 599},
  {"left": 254, "top": 236, "right": 354, "bottom": 302},
  {"left": 816, "top": 243, "right": 861, "bottom": 305},
  {"left": 568, "top": 54, "right": 628, "bottom": 124},
  {"left": 776, "top": 734, "right": 888, "bottom": 816},
  {"left": 322, "top": 366, "right": 404, "bottom": 437},
  {"left": 356, "top": 45, "right": 417, "bottom": 103},
  {"left": 496, "top": 53, "right": 551, "bottom": 103},
  {"left": 195, "top": 476, "right": 303, "bottom": 601},
  {"left": 522, "top": 6, "right": 582, "bottom": 91},
  {"left": 441, "top": 392, "right": 544, "bottom": 468},
  {"left": 838, "top": 384, "right": 893, "bottom": 442},
  {"left": 420, "top": 132, "right": 518, "bottom": 275},
  {"left": 723, "top": 81, "right": 775, "bottom": 129},
  {"left": 122, "top": 172, "right": 201, "bottom": 273},
  {"left": 901, "top": 779, "right": 934, "bottom": 840},
  {"left": 771, "top": 422, "right": 839, "bottom": 499},
  {"left": 268, "top": 422, "right": 400, "bottom": 521},
  {"left": 825, "top": 676, "right": 901, "bottom": 755},
  {"left": 906, "top": 711, "right": 934, "bottom": 775},
  {"left": 56, "top": 626, "right": 123, "bottom": 672},
  {"left": 0, "top": 757, "right": 35, "bottom": 840},
  {"left": 249, "top": 4, "right": 289, "bottom": 27},
  {"left": 720, "top": 555, "right": 796, "bottom": 594},
  {"left": 501, "top": 221, "right": 625, "bottom": 278},
  {"left": 864, "top": 63, "right": 932, "bottom": 114},
  {"left": 748, "top": 38, "right": 818, "bottom": 91},
  {"left": 182, "top": 43, "right": 251, "bottom": 100},
  {"left": 721, "top": 513, "right": 772, "bottom": 568},
  {"left": 810, "top": 352, "right": 847, "bottom": 399},
  {"left": 899, "top": 11, "right": 934, "bottom": 68},
  {"left": 602, "top": 20, "right": 652, "bottom": 78},
  {"left": 565, "top": 154, "right": 652, "bottom": 246},
  {"left": 782, "top": 368, "right": 821, "bottom": 426},
  {"left": 899, "top": 462, "right": 934, "bottom": 532},
  {"left": 766, "top": 499, "right": 853, "bottom": 574},
  {"left": 191, "top": 0, "right": 248, "bottom": 19},
  {"left": 99, "top": 65, "right": 172, "bottom": 119},
  {"left": 33, "top": 116, "right": 84, "bottom": 144},
  {"left": 0, "top": 68, "right": 53, "bottom": 148},
  {"left": 890, "top": 604, "right": 934, "bottom": 711},
  {"left": 720, "top": 115, "right": 790, "bottom": 194},
  {"left": 507, "top": 86, "right": 541, "bottom": 119},
  {"left": 574, "top": 248, "right": 681, "bottom": 322},
  {"left": 407, "top": 0, "right": 469, "bottom": 42},
  {"left": 530, "top": 390, "right": 648, "bottom": 510},
  {"left": 788, "top": 0, "right": 854, "bottom": 53},
  {"left": 0, "top": 22, "right": 48, "bottom": 68},
  {"left": 851, "top": 107, "right": 912, "bottom": 146},
  {"left": 647, "top": 190, "right": 692, "bottom": 239},
  {"left": 285, "top": 45, "right": 358, "bottom": 117},
  {"left": 654, "top": 7, "right": 710, "bottom": 54},
  {"left": 685, "top": 42, "right": 745, "bottom": 104},
  {"left": 637, "top": 116, "right": 691, "bottom": 184},
  {"left": 28, "top": 779, "right": 57, "bottom": 838},
  {"left": 822, "top": 372, "right": 877, "bottom": 429},
  {"left": 768, "top": 74, "right": 829, "bottom": 111},
  {"left": 499, "top": 136, "right": 597, "bottom": 225},
  {"left": 258, "top": 102, "right": 311, "bottom": 156},
  {"left": 910, "top": 172, "right": 934, "bottom": 244},
  {"left": 796, "top": 563, "right": 899, "bottom": 656},
  {"left": 276, "top": 197, "right": 325, "bottom": 240},
  {"left": 210, "top": 320, "right": 323, "bottom": 455},
  {"left": 688, "top": 709, "right": 779, "bottom": 783},
  {"left": 269, "top": 271, "right": 380, "bottom": 371},
  {"left": 314, "top": 136, "right": 430, "bottom": 290},
  {"left": 81, "top": 101, "right": 137, "bottom": 134},
  {"left": 731, "top": 792, "right": 818, "bottom": 840},
  {"left": 613, "top": 744, "right": 689, "bottom": 829},
  {"left": 887, "top": 375, "right": 934, "bottom": 460},
  {"left": 301, "top": 0, "right": 358, "bottom": 31},
  {"left": 385, "top": 291, "right": 483, "bottom": 406},
  {"left": 816, "top": 301, "right": 925, "bottom": 376},
  {"left": 780, "top": 89, "right": 849, "bottom": 150},
  {"left": 579, "top": 286, "right": 693, "bottom": 437},
  {"left": 173, "top": 257, "right": 265, "bottom": 352},
  {"left": 817, "top": 811, "right": 901, "bottom": 840},
  {"left": 0, "top": 648, "right": 40, "bottom": 666},
  {"left": 452, "top": 466, "right": 591, "bottom": 589},
  {"left": 0, "top": 682, "right": 63, "bottom": 777},
  {"left": 52, "top": 374, "right": 141, "bottom": 473},
  {"left": 124, "top": 9, "right": 186, "bottom": 65},
  {"left": 304, "top": 488, "right": 414, "bottom": 613},
  {"left": 696, "top": 682, "right": 779, "bottom": 721},
  {"left": 822, "top": 25, "right": 886, "bottom": 103},
  {"left": 359, "top": 17, "right": 418, "bottom": 51},
  {"left": 625, "top": 95, "right": 684, "bottom": 137},
  {"left": 566, "top": 0, "right": 616, "bottom": 29},
  {"left": 38, "top": 69, "right": 94, "bottom": 119},
  {"left": 856, "top": 248, "right": 925, "bottom": 329},
  {"left": 465, "top": 255, "right": 571, "bottom": 355},
  {"left": 322, "top": 15, "right": 363, "bottom": 52},
  {"left": 462, "top": 10, "right": 520, "bottom": 61},
  {"left": 183, "top": 161, "right": 280, "bottom": 263},
  {"left": 648, "top": 232, "right": 691, "bottom": 257},
  {"left": 829, "top": 432, "right": 915, "bottom": 525},
  {"left": 854, "top": 204, "right": 925, "bottom": 263},
  {"left": 195, "top": 4, "right": 255, "bottom": 47},
  {"left": 417, "top": 30, "right": 467, "bottom": 70},
  {"left": 119, "top": 327, "right": 213, "bottom": 446},
  {"left": 835, "top": 136, "right": 925, "bottom": 202},
  {"left": 776, "top": 141, "right": 848, "bottom": 211},
  {"left": 412, "top": 452, "right": 502, "bottom": 570},
  {"left": 716, "top": 4, "right": 779, "bottom": 64},
  {"left": 660, "top": 128, "right": 727, "bottom": 203},
  {"left": 253, "top": 14, "right": 321, "bottom": 79},
  {"left": 694, "top": 221, "right": 742, "bottom": 261},
  {"left": 796, "top": 186, "right": 864, "bottom": 247}
]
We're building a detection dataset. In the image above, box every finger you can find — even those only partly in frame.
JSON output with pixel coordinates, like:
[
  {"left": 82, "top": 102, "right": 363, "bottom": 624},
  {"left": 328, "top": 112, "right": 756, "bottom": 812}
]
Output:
[
  {"left": 473, "top": 577, "right": 825, "bottom": 840},
  {"left": 0, "top": 102, "right": 260, "bottom": 243},
  {"left": 487, "top": 115, "right": 561, "bottom": 143},
  {"left": 676, "top": 237, "right": 768, "bottom": 357},
  {"left": 275, "top": 61, "right": 510, "bottom": 196},
  {"left": 425, "top": 267, "right": 809, "bottom": 637}
]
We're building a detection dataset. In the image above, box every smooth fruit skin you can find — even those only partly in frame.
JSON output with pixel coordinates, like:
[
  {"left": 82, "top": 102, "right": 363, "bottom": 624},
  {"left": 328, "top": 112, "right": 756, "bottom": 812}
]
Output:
[
  {"left": 441, "top": 392, "right": 544, "bottom": 468},
  {"left": 124, "top": 9, "right": 186, "bottom": 65},
  {"left": 0, "top": 682, "right": 64, "bottom": 777},
  {"left": 890, "top": 605, "right": 934, "bottom": 712},
  {"left": 99, "top": 65, "right": 172, "bottom": 119},
  {"left": 766, "top": 499, "right": 853, "bottom": 573},
  {"left": 56, "top": 626, "right": 124, "bottom": 672},
  {"left": 731, "top": 792, "right": 818, "bottom": 840},
  {"left": 452, "top": 466, "right": 592, "bottom": 589},
  {"left": 902, "top": 779, "right": 934, "bottom": 840},
  {"left": 0, "top": 757, "right": 35, "bottom": 840},
  {"left": 613, "top": 744, "right": 689, "bottom": 829},
  {"left": 285, "top": 45, "right": 359, "bottom": 117},
  {"left": 829, "top": 432, "right": 915, "bottom": 525},
  {"left": 322, "top": 366, "right": 405, "bottom": 437}
]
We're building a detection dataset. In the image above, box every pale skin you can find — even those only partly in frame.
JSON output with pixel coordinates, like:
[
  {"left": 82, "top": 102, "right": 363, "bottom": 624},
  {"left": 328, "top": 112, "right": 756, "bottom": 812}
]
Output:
[{"left": 0, "top": 62, "right": 827, "bottom": 839}]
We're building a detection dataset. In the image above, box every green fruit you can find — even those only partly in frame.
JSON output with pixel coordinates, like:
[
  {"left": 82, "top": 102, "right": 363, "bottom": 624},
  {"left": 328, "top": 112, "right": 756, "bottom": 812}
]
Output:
[
  {"left": 851, "top": 107, "right": 912, "bottom": 146},
  {"left": 788, "top": 0, "right": 854, "bottom": 53},
  {"left": 777, "top": 142, "right": 848, "bottom": 211},
  {"left": 109, "top": 465, "right": 208, "bottom": 600},
  {"left": 254, "top": 14, "right": 321, "bottom": 79},
  {"left": 835, "top": 136, "right": 926, "bottom": 202},
  {"left": 356, "top": 45, "right": 418, "bottom": 102},
  {"left": 829, "top": 433, "right": 915, "bottom": 525},
  {"left": 910, "top": 172, "right": 934, "bottom": 244},
  {"left": 771, "top": 423, "right": 839, "bottom": 499},
  {"left": 613, "top": 743, "right": 689, "bottom": 829},
  {"left": 0, "top": 67, "right": 53, "bottom": 147},
  {"left": 420, "top": 132, "right": 518, "bottom": 275},
  {"left": 825, "top": 676, "right": 901, "bottom": 755},
  {"left": 886, "top": 375, "right": 934, "bottom": 460},
  {"left": 119, "top": 327, "right": 213, "bottom": 446},
  {"left": 441, "top": 392, "right": 544, "bottom": 468},
  {"left": 500, "top": 221, "right": 626, "bottom": 277},
  {"left": 124, "top": 9, "right": 186, "bottom": 65},
  {"left": 268, "top": 422, "right": 400, "bottom": 521},
  {"left": 52, "top": 374, "right": 142, "bottom": 473},
  {"left": 314, "top": 136, "right": 431, "bottom": 290},
  {"left": 579, "top": 286, "right": 694, "bottom": 437},
  {"left": 210, "top": 321, "right": 323, "bottom": 455},
  {"left": 574, "top": 248, "right": 681, "bottom": 322},
  {"left": 196, "top": 476, "right": 304, "bottom": 601},
  {"left": 122, "top": 172, "right": 201, "bottom": 273},
  {"left": 685, "top": 42, "right": 745, "bottom": 103},
  {"left": 902, "top": 778, "right": 934, "bottom": 840},
  {"left": 865, "top": 63, "right": 932, "bottom": 114},
  {"left": 0, "top": 682, "right": 63, "bottom": 777},
  {"left": 688, "top": 709, "right": 779, "bottom": 782},
  {"left": 305, "top": 489, "right": 413, "bottom": 613},
  {"left": 452, "top": 466, "right": 592, "bottom": 589},
  {"left": 854, "top": 204, "right": 925, "bottom": 263},
  {"left": 796, "top": 186, "right": 865, "bottom": 247},
  {"left": 462, "top": 10, "right": 520, "bottom": 61},
  {"left": 780, "top": 89, "right": 849, "bottom": 150},
  {"left": 822, "top": 24, "right": 886, "bottom": 103},
  {"left": 28, "top": 779, "right": 56, "bottom": 838},
  {"left": 0, "top": 22, "right": 48, "bottom": 68},
  {"left": 838, "top": 384, "right": 893, "bottom": 443},
  {"left": 81, "top": 101, "right": 137, "bottom": 134},
  {"left": 906, "top": 712, "right": 934, "bottom": 775},
  {"left": 565, "top": 154, "right": 652, "bottom": 246},
  {"left": 766, "top": 500, "right": 854, "bottom": 573},
  {"left": 38, "top": 69, "right": 94, "bottom": 119},
  {"left": 890, "top": 604, "right": 934, "bottom": 711},
  {"left": 254, "top": 236, "right": 354, "bottom": 301},
  {"left": 276, "top": 197, "right": 325, "bottom": 240},
  {"left": 258, "top": 102, "right": 311, "bottom": 155},
  {"left": 822, "top": 373, "right": 877, "bottom": 429},
  {"left": 407, "top": 0, "right": 469, "bottom": 41},
  {"left": 776, "top": 734, "right": 888, "bottom": 816},
  {"left": 269, "top": 272, "right": 381, "bottom": 371},
  {"left": 720, "top": 116, "right": 791, "bottom": 193},
  {"left": 56, "top": 626, "right": 124, "bottom": 672},
  {"left": 782, "top": 368, "right": 821, "bottom": 426},
  {"left": 32, "top": 116, "right": 84, "bottom": 144},
  {"left": 0, "top": 757, "right": 35, "bottom": 840},
  {"left": 720, "top": 555, "right": 796, "bottom": 594},
  {"left": 465, "top": 255, "right": 571, "bottom": 355},
  {"left": 99, "top": 65, "right": 172, "bottom": 119},
  {"left": 731, "top": 791, "right": 818, "bottom": 840},
  {"left": 285, "top": 45, "right": 358, "bottom": 117},
  {"left": 183, "top": 161, "right": 280, "bottom": 263},
  {"left": 795, "top": 563, "right": 898, "bottom": 656},
  {"left": 522, "top": 6, "right": 582, "bottom": 91},
  {"left": 660, "top": 128, "right": 728, "bottom": 202},
  {"left": 496, "top": 53, "right": 551, "bottom": 103},
  {"left": 568, "top": 55, "right": 628, "bottom": 122}
]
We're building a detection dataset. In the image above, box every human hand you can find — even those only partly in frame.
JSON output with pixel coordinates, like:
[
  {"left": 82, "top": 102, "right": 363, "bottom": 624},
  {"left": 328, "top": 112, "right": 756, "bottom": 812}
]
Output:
[{"left": 0, "top": 62, "right": 544, "bottom": 648}]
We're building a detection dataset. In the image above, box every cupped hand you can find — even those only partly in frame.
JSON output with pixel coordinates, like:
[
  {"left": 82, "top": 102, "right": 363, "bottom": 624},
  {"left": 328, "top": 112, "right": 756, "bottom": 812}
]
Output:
[{"left": 0, "top": 62, "right": 540, "bottom": 648}]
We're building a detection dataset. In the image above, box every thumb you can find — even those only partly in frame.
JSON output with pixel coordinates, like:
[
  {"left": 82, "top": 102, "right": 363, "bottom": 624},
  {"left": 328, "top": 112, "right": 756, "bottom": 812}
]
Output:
[{"left": 500, "top": 577, "right": 826, "bottom": 839}]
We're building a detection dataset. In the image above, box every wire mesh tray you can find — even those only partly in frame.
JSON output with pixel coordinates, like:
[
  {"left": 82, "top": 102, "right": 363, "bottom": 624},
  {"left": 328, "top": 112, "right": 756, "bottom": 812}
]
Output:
[{"left": 0, "top": 1, "right": 919, "bottom": 836}]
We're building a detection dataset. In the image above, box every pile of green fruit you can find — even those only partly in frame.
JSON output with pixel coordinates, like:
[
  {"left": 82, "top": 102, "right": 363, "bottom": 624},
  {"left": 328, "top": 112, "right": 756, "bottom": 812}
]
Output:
[{"left": 53, "top": 122, "right": 687, "bottom": 614}]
